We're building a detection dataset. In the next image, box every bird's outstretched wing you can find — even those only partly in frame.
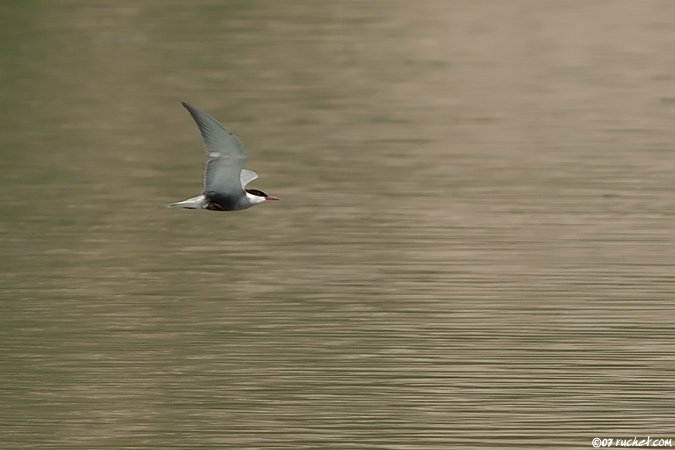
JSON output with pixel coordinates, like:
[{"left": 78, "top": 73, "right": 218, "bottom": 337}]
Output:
[
  {"left": 240, "top": 169, "right": 258, "bottom": 187},
  {"left": 181, "top": 102, "right": 247, "bottom": 196}
]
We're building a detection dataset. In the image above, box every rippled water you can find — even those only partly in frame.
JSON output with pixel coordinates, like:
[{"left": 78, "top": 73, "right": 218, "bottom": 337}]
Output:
[{"left": 1, "top": 1, "right": 674, "bottom": 448}]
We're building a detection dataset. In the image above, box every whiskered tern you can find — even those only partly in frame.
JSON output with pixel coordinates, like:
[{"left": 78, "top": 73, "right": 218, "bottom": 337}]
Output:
[{"left": 169, "top": 102, "right": 279, "bottom": 211}]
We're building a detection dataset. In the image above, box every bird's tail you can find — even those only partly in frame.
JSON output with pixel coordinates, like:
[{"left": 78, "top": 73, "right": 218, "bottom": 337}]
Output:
[{"left": 168, "top": 195, "right": 206, "bottom": 209}]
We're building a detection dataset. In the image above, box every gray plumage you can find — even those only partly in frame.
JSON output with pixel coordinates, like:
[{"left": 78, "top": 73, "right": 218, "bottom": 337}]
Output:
[{"left": 169, "top": 102, "right": 276, "bottom": 211}]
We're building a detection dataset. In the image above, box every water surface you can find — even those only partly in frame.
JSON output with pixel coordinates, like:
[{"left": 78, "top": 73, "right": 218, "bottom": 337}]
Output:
[{"left": 1, "top": 1, "right": 674, "bottom": 448}]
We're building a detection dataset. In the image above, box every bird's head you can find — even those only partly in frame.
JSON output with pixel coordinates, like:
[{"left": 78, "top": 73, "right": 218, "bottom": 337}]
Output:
[{"left": 245, "top": 189, "right": 280, "bottom": 204}]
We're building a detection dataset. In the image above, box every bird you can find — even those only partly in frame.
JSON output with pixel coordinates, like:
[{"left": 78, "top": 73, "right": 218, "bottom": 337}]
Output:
[{"left": 169, "top": 102, "right": 279, "bottom": 211}]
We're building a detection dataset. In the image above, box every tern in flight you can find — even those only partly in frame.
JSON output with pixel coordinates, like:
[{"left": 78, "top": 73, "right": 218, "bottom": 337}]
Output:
[{"left": 169, "top": 102, "right": 279, "bottom": 211}]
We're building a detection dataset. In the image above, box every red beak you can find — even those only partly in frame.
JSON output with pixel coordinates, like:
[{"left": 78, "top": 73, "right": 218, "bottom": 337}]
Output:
[{"left": 267, "top": 195, "right": 280, "bottom": 201}]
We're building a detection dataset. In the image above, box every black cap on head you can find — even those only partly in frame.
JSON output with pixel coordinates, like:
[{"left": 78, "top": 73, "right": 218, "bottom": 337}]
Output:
[{"left": 245, "top": 189, "right": 268, "bottom": 198}]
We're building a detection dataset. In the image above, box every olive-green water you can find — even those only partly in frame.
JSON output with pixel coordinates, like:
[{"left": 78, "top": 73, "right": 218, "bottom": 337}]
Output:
[{"left": 1, "top": 1, "right": 674, "bottom": 449}]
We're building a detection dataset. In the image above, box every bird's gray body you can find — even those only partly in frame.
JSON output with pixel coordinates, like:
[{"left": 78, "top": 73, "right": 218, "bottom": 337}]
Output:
[{"left": 169, "top": 102, "right": 267, "bottom": 211}]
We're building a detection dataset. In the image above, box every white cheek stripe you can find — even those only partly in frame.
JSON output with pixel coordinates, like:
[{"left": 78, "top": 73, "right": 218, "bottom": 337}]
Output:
[{"left": 246, "top": 192, "right": 267, "bottom": 204}]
